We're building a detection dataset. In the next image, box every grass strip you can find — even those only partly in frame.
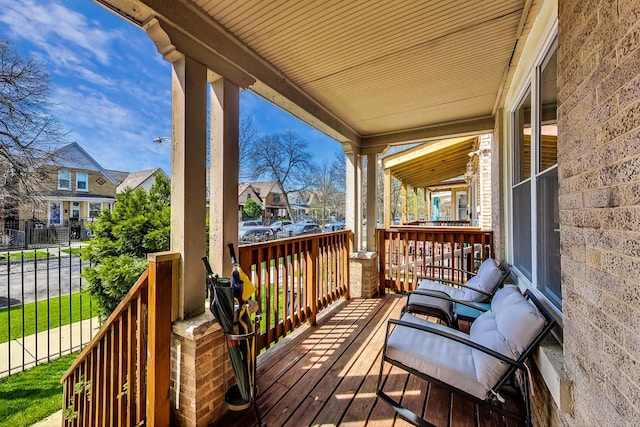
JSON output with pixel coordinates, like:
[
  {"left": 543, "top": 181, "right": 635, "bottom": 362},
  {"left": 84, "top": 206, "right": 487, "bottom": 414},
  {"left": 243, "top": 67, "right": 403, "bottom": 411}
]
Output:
[
  {"left": 0, "top": 251, "right": 53, "bottom": 262},
  {"left": 0, "top": 352, "right": 78, "bottom": 427},
  {"left": 0, "top": 293, "right": 99, "bottom": 344}
]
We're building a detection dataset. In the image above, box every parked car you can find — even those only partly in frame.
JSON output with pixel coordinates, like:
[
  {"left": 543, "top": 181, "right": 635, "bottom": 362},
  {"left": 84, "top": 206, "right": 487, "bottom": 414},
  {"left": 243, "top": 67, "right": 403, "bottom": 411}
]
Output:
[
  {"left": 238, "top": 226, "right": 274, "bottom": 243},
  {"left": 270, "top": 220, "right": 292, "bottom": 232},
  {"left": 297, "top": 219, "right": 318, "bottom": 226},
  {"left": 323, "top": 222, "right": 345, "bottom": 232},
  {"left": 278, "top": 223, "right": 322, "bottom": 237},
  {"left": 239, "top": 220, "right": 262, "bottom": 227}
]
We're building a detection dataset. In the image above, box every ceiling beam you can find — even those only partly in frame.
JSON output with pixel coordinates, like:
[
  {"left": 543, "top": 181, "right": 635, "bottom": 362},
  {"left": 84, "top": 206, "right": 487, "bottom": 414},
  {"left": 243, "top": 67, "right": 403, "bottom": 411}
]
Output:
[{"left": 363, "top": 115, "right": 494, "bottom": 148}]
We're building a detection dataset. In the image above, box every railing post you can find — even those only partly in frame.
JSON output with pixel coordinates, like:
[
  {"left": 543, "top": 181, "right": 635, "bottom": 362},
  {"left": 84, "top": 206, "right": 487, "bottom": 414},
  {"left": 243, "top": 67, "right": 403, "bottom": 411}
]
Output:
[
  {"left": 306, "top": 238, "right": 318, "bottom": 326},
  {"left": 147, "top": 252, "right": 180, "bottom": 426}
]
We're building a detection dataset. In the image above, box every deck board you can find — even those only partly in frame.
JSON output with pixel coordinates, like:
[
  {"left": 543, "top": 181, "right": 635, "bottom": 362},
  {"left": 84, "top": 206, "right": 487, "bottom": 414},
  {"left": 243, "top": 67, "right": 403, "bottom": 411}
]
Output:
[{"left": 216, "top": 295, "right": 525, "bottom": 427}]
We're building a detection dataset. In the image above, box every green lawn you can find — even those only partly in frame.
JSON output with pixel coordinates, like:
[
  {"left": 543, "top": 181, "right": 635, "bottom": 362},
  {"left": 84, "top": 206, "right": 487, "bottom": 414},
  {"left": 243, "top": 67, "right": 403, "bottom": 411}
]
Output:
[
  {"left": 60, "top": 248, "right": 81, "bottom": 255},
  {"left": 0, "top": 293, "right": 99, "bottom": 344},
  {"left": 0, "top": 352, "right": 77, "bottom": 427},
  {"left": 0, "top": 251, "right": 53, "bottom": 262}
]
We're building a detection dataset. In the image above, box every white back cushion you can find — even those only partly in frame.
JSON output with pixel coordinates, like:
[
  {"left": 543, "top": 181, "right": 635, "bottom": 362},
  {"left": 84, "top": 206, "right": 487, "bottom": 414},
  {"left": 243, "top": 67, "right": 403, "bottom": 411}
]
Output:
[
  {"left": 461, "top": 259, "right": 502, "bottom": 301},
  {"left": 469, "top": 286, "right": 546, "bottom": 390}
]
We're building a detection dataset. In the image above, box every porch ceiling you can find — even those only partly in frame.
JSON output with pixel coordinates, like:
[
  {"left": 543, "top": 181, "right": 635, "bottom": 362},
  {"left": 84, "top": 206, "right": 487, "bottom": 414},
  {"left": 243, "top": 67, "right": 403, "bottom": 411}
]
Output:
[
  {"left": 98, "top": 0, "right": 535, "bottom": 150},
  {"left": 382, "top": 136, "right": 477, "bottom": 188}
]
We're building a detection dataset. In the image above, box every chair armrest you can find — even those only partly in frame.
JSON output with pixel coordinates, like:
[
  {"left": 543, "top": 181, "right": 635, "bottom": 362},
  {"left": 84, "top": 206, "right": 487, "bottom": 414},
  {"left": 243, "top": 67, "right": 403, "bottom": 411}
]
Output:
[
  {"left": 409, "top": 289, "right": 490, "bottom": 313},
  {"left": 386, "top": 318, "right": 521, "bottom": 368}
]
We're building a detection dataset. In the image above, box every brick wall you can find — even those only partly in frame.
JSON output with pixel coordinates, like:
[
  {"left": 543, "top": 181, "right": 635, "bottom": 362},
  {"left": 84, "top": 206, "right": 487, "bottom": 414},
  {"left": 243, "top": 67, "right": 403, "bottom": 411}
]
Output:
[
  {"left": 171, "top": 314, "right": 235, "bottom": 426},
  {"left": 559, "top": 1, "right": 640, "bottom": 424}
]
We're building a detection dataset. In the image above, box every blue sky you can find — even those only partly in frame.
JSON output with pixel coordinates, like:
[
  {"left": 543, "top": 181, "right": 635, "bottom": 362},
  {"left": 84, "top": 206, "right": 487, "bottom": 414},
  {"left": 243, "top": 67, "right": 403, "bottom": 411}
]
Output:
[{"left": 0, "top": 0, "right": 343, "bottom": 175}]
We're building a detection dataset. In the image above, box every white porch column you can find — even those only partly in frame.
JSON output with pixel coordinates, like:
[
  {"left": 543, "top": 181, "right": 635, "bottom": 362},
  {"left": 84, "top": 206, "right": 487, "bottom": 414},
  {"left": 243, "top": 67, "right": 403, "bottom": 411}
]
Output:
[
  {"left": 412, "top": 187, "right": 419, "bottom": 222},
  {"left": 366, "top": 153, "right": 378, "bottom": 252},
  {"left": 345, "top": 148, "right": 362, "bottom": 250},
  {"left": 383, "top": 168, "right": 391, "bottom": 227},
  {"left": 171, "top": 55, "right": 208, "bottom": 319},
  {"left": 209, "top": 78, "right": 240, "bottom": 279},
  {"left": 401, "top": 181, "right": 407, "bottom": 224}
]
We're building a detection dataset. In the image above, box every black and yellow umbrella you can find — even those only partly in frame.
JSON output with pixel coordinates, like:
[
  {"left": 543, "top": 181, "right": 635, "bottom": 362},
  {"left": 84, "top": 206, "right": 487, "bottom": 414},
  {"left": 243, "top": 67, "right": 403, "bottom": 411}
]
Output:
[{"left": 203, "top": 247, "right": 259, "bottom": 415}]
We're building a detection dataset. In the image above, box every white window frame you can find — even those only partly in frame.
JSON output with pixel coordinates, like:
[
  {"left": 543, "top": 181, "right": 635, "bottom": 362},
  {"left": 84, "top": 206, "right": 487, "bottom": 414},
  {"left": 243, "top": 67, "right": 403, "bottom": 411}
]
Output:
[
  {"left": 76, "top": 173, "right": 88, "bottom": 191},
  {"left": 505, "top": 26, "right": 561, "bottom": 320},
  {"left": 58, "top": 170, "right": 71, "bottom": 190},
  {"left": 88, "top": 202, "right": 103, "bottom": 220}
]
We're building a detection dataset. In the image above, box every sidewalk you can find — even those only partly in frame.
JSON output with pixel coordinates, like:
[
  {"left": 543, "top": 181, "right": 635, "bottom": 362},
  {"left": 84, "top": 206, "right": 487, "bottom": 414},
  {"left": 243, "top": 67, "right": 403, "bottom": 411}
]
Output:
[{"left": 0, "top": 317, "right": 100, "bottom": 378}]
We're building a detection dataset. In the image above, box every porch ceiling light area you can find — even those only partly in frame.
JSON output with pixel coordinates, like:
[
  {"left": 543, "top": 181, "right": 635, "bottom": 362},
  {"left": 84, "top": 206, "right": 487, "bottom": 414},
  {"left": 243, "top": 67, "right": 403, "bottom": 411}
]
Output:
[{"left": 382, "top": 136, "right": 478, "bottom": 188}]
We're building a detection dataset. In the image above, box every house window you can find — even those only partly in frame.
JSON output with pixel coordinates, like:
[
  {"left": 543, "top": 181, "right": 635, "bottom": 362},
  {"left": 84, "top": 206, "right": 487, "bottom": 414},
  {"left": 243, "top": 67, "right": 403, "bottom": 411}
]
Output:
[
  {"left": 510, "top": 43, "right": 561, "bottom": 309},
  {"left": 49, "top": 202, "right": 62, "bottom": 225},
  {"left": 58, "top": 170, "right": 71, "bottom": 190},
  {"left": 76, "top": 173, "right": 88, "bottom": 191},
  {"left": 89, "top": 202, "right": 102, "bottom": 219},
  {"left": 272, "top": 194, "right": 280, "bottom": 203}
]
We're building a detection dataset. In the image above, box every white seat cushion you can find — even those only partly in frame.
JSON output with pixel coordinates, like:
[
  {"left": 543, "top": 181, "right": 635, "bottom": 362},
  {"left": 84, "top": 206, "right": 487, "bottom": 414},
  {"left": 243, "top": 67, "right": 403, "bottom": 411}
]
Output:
[
  {"left": 416, "top": 278, "right": 467, "bottom": 300},
  {"left": 386, "top": 313, "right": 487, "bottom": 399}
]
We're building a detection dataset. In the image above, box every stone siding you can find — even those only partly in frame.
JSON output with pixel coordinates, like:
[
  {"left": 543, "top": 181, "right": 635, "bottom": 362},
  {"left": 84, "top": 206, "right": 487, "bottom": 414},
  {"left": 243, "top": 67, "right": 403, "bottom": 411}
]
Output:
[
  {"left": 559, "top": 1, "right": 640, "bottom": 425},
  {"left": 349, "top": 252, "right": 379, "bottom": 298}
]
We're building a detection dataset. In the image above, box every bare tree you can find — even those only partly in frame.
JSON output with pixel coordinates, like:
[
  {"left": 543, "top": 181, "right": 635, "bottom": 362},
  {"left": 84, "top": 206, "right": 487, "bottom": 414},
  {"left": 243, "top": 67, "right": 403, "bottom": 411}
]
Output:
[
  {"left": 312, "top": 149, "right": 345, "bottom": 221},
  {"left": 238, "top": 115, "right": 258, "bottom": 181},
  {"left": 0, "top": 38, "right": 64, "bottom": 205},
  {"left": 246, "top": 130, "right": 316, "bottom": 221}
]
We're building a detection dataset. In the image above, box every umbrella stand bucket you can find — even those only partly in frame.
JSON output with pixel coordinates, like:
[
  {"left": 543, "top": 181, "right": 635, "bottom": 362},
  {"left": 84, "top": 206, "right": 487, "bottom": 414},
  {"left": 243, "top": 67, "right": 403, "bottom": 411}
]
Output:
[{"left": 202, "top": 255, "right": 264, "bottom": 426}]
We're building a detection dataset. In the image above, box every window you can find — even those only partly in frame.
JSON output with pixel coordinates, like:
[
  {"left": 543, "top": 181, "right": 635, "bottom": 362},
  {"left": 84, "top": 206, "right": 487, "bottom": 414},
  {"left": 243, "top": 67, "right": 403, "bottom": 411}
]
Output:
[
  {"left": 76, "top": 173, "right": 88, "bottom": 191},
  {"left": 536, "top": 48, "right": 560, "bottom": 307},
  {"left": 272, "top": 194, "right": 280, "bottom": 203},
  {"left": 512, "top": 87, "right": 532, "bottom": 281},
  {"left": 58, "top": 170, "right": 71, "bottom": 190},
  {"left": 89, "top": 202, "right": 102, "bottom": 219},
  {"left": 510, "top": 43, "right": 561, "bottom": 309}
]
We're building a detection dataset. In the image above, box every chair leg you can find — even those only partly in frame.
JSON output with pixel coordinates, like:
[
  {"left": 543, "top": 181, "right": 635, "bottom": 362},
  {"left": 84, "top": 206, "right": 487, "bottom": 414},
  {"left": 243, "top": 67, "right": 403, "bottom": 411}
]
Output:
[{"left": 376, "top": 359, "right": 436, "bottom": 427}]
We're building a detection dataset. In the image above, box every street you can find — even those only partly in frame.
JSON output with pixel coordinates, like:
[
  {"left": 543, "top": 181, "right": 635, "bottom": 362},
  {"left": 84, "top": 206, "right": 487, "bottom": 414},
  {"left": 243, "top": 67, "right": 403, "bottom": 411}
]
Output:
[{"left": 0, "top": 254, "right": 89, "bottom": 309}]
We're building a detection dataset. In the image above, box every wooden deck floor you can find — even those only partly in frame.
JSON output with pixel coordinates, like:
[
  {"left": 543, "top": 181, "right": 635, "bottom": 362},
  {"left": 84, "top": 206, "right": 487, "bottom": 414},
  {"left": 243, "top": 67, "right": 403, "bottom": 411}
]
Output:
[{"left": 216, "top": 294, "right": 524, "bottom": 427}]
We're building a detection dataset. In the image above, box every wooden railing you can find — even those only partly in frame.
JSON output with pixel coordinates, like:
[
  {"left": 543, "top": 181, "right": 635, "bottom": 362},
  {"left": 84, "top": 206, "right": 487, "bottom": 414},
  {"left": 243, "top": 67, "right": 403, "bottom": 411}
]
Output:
[
  {"left": 239, "top": 230, "right": 351, "bottom": 351},
  {"left": 378, "top": 227, "right": 493, "bottom": 293},
  {"left": 60, "top": 252, "right": 179, "bottom": 427}
]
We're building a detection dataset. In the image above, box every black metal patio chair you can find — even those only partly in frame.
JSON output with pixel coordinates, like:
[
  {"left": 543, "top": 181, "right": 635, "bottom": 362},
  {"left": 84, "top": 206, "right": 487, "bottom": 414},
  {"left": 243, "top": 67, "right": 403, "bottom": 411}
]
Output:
[
  {"left": 378, "top": 286, "right": 556, "bottom": 427},
  {"left": 403, "top": 259, "right": 510, "bottom": 328}
]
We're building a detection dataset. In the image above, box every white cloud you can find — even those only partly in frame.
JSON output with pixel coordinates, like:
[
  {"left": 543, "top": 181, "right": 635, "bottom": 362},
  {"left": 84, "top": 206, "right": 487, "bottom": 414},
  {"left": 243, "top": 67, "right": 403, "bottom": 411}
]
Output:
[{"left": 0, "top": 0, "right": 118, "bottom": 66}]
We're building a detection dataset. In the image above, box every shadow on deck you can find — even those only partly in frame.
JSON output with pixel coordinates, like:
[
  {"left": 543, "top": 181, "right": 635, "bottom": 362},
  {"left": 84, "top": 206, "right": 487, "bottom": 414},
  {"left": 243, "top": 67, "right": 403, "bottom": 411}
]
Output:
[{"left": 216, "top": 294, "right": 524, "bottom": 427}]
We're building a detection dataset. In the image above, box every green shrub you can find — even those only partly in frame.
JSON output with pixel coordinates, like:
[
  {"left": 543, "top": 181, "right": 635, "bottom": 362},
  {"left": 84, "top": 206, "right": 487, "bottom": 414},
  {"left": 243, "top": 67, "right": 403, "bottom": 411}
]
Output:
[{"left": 81, "top": 174, "right": 170, "bottom": 319}]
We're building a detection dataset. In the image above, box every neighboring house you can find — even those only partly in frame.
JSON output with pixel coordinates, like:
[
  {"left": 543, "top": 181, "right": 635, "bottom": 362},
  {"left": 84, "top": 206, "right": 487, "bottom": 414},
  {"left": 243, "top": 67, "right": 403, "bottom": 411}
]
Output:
[
  {"left": 19, "top": 142, "right": 119, "bottom": 227},
  {"left": 246, "top": 181, "right": 287, "bottom": 221},
  {"left": 238, "top": 183, "right": 263, "bottom": 221},
  {"left": 112, "top": 168, "right": 168, "bottom": 193},
  {"left": 1, "top": 143, "right": 166, "bottom": 247}
]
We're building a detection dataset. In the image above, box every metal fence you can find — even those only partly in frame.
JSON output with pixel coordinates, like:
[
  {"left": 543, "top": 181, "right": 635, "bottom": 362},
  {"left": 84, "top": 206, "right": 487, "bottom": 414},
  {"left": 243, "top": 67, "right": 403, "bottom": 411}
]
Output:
[
  {"left": 1, "top": 219, "right": 91, "bottom": 250},
  {"left": 0, "top": 244, "right": 99, "bottom": 377}
]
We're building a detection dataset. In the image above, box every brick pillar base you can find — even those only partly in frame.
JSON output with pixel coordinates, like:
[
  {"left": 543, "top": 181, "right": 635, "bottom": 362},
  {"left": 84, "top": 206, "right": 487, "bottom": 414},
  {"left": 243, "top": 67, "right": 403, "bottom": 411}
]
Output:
[
  {"left": 349, "top": 251, "right": 379, "bottom": 298},
  {"left": 171, "top": 311, "right": 234, "bottom": 427}
]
